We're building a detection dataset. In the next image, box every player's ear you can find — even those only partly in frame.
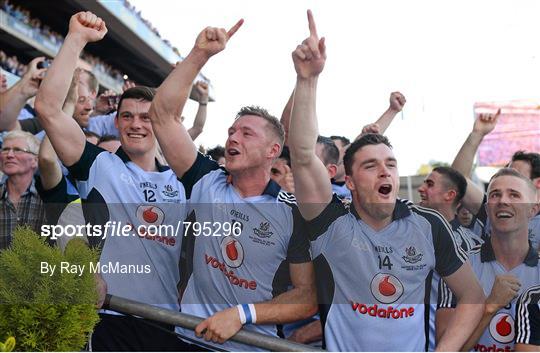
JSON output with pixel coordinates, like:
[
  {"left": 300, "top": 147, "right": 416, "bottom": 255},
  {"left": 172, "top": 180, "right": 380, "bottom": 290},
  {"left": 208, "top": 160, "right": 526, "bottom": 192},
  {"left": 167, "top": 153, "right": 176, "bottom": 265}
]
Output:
[{"left": 345, "top": 174, "right": 355, "bottom": 191}]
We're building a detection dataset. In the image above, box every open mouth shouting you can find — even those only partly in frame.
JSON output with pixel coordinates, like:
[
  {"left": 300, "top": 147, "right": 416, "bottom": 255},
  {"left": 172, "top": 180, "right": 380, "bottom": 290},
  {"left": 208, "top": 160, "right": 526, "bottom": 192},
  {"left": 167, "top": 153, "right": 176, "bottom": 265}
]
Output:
[
  {"left": 377, "top": 183, "right": 393, "bottom": 198},
  {"left": 226, "top": 147, "right": 240, "bottom": 157}
]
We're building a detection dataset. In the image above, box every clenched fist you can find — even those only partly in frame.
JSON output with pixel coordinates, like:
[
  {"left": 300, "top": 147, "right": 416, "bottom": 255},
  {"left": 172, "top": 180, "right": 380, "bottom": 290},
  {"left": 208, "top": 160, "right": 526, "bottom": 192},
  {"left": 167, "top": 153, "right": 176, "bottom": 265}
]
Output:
[
  {"left": 389, "top": 92, "right": 406, "bottom": 112},
  {"left": 486, "top": 274, "right": 520, "bottom": 314},
  {"left": 68, "top": 11, "right": 108, "bottom": 43}
]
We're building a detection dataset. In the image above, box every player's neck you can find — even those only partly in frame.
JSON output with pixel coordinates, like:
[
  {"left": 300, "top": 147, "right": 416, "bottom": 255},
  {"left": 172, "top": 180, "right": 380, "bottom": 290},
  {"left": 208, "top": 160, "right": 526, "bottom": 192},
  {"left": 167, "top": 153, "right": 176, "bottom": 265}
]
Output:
[
  {"left": 353, "top": 200, "right": 393, "bottom": 231},
  {"left": 491, "top": 231, "right": 529, "bottom": 271},
  {"left": 230, "top": 168, "right": 271, "bottom": 198},
  {"left": 128, "top": 151, "right": 158, "bottom": 172}
]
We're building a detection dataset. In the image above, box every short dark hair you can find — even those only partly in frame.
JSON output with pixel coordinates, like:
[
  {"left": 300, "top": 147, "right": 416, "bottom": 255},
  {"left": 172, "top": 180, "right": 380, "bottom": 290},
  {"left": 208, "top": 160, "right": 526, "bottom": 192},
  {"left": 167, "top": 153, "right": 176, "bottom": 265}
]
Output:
[
  {"left": 207, "top": 145, "right": 225, "bottom": 162},
  {"left": 511, "top": 151, "right": 540, "bottom": 180},
  {"left": 432, "top": 166, "right": 467, "bottom": 207},
  {"left": 236, "top": 106, "right": 285, "bottom": 149},
  {"left": 343, "top": 133, "right": 392, "bottom": 176},
  {"left": 117, "top": 86, "right": 155, "bottom": 115},
  {"left": 317, "top": 136, "right": 339, "bottom": 166},
  {"left": 97, "top": 134, "right": 119, "bottom": 144},
  {"left": 330, "top": 135, "right": 351, "bottom": 146},
  {"left": 279, "top": 145, "right": 291, "bottom": 167},
  {"left": 84, "top": 130, "right": 101, "bottom": 140},
  {"left": 489, "top": 167, "right": 537, "bottom": 195}
]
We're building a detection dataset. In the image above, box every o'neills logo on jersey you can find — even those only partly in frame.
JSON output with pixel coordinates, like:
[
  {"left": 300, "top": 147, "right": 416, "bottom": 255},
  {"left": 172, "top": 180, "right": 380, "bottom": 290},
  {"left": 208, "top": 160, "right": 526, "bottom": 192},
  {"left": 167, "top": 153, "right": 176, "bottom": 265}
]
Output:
[
  {"left": 488, "top": 313, "right": 515, "bottom": 345},
  {"left": 136, "top": 205, "right": 164, "bottom": 226},
  {"left": 221, "top": 237, "right": 244, "bottom": 268},
  {"left": 350, "top": 302, "right": 414, "bottom": 319},
  {"left": 370, "top": 273, "right": 404, "bottom": 304}
]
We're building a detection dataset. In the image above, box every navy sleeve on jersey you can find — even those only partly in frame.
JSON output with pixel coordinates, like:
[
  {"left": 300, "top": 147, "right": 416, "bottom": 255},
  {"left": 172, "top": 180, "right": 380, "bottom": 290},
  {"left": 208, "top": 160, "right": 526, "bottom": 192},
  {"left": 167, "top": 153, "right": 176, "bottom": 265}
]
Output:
[
  {"left": 515, "top": 285, "right": 540, "bottom": 345},
  {"left": 432, "top": 215, "right": 467, "bottom": 277},
  {"left": 474, "top": 194, "right": 488, "bottom": 231},
  {"left": 437, "top": 277, "right": 457, "bottom": 309},
  {"left": 286, "top": 206, "right": 311, "bottom": 263},
  {"left": 35, "top": 175, "right": 79, "bottom": 225},
  {"left": 66, "top": 141, "right": 106, "bottom": 182},
  {"left": 180, "top": 152, "right": 220, "bottom": 199},
  {"left": 304, "top": 194, "right": 348, "bottom": 241}
]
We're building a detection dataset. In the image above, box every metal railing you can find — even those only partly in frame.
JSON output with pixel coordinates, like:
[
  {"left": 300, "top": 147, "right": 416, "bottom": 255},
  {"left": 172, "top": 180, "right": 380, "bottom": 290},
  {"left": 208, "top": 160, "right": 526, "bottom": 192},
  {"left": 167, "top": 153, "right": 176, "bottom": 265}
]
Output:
[{"left": 105, "top": 294, "right": 325, "bottom": 352}]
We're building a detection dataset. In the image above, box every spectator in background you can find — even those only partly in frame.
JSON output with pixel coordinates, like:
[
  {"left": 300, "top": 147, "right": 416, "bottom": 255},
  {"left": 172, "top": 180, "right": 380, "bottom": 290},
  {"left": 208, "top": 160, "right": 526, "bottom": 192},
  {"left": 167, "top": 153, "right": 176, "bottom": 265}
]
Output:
[
  {"left": 270, "top": 145, "right": 294, "bottom": 193},
  {"left": 206, "top": 145, "right": 225, "bottom": 165},
  {"left": 0, "top": 57, "right": 46, "bottom": 132},
  {"left": 87, "top": 80, "right": 210, "bottom": 141},
  {"left": 329, "top": 135, "right": 350, "bottom": 197},
  {"left": 457, "top": 203, "right": 474, "bottom": 227},
  {"left": 0, "top": 130, "right": 45, "bottom": 249},
  {"left": 73, "top": 69, "right": 98, "bottom": 129}
]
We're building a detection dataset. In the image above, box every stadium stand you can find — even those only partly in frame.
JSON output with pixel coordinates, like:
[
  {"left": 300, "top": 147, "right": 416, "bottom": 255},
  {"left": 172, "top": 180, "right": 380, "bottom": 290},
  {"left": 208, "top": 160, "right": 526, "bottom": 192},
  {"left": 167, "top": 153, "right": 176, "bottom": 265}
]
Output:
[{"left": 0, "top": 0, "right": 211, "bottom": 98}]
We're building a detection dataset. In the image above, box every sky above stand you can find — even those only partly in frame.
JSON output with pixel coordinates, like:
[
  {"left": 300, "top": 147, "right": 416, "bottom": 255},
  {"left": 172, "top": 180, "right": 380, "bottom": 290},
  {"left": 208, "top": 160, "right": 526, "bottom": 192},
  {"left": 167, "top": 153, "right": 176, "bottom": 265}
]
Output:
[{"left": 130, "top": 0, "right": 540, "bottom": 175}]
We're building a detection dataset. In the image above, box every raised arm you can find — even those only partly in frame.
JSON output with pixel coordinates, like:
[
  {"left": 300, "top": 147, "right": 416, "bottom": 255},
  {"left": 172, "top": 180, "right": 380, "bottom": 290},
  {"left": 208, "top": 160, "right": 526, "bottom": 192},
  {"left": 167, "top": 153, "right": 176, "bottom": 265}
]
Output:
[
  {"left": 187, "top": 81, "right": 209, "bottom": 140},
  {"left": 280, "top": 89, "right": 294, "bottom": 146},
  {"left": 288, "top": 10, "right": 331, "bottom": 220},
  {"left": 355, "top": 91, "right": 406, "bottom": 140},
  {"left": 34, "top": 12, "right": 107, "bottom": 167},
  {"left": 436, "top": 262, "right": 486, "bottom": 351},
  {"left": 38, "top": 72, "right": 80, "bottom": 191},
  {"left": 451, "top": 110, "right": 500, "bottom": 214},
  {"left": 150, "top": 20, "right": 243, "bottom": 178},
  {"left": 0, "top": 57, "right": 46, "bottom": 131}
]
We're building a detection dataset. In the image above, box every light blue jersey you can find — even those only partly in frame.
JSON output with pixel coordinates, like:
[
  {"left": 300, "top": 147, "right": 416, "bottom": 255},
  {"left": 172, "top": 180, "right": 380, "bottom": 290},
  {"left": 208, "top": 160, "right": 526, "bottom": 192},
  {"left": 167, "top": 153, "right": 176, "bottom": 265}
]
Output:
[
  {"left": 177, "top": 153, "right": 311, "bottom": 351},
  {"left": 67, "top": 142, "right": 187, "bottom": 313},
  {"left": 438, "top": 239, "right": 540, "bottom": 351},
  {"left": 307, "top": 196, "right": 467, "bottom": 351}
]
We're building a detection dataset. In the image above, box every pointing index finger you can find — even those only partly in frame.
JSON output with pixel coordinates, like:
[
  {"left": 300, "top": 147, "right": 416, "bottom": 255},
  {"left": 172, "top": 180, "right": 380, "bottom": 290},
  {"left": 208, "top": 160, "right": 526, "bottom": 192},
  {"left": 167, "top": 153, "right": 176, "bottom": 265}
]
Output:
[
  {"left": 227, "top": 19, "right": 244, "bottom": 39},
  {"left": 307, "top": 9, "right": 318, "bottom": 37}
]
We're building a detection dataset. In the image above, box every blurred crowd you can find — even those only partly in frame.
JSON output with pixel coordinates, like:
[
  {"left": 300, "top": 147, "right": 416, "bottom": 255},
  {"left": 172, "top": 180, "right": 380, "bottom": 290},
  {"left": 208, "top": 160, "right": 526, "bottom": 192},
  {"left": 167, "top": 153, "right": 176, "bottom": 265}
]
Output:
[
  {"left": 1, "top": 1, "right": 126, "bottom": 85},
  {"left": 0, "top": 50, "right": 27, "bottom": 76}
]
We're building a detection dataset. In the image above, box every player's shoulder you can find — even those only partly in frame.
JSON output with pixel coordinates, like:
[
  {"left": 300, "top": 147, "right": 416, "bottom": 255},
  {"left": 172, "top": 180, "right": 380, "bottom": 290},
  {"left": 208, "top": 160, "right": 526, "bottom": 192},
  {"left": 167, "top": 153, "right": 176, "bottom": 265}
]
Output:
[
  {"left": 518, "top": 283, "right": 540, "bottom": 305},
  {"left": 407, "top": 202, "right": 451, "bottom": 230}
]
